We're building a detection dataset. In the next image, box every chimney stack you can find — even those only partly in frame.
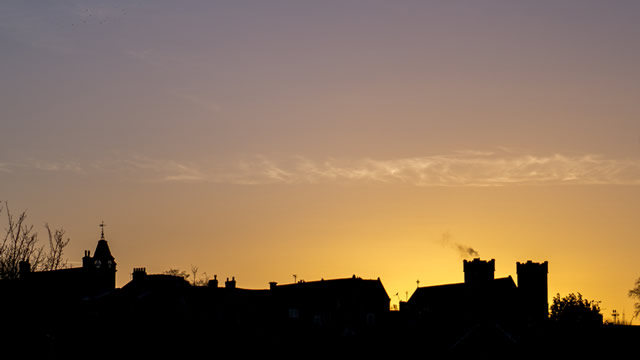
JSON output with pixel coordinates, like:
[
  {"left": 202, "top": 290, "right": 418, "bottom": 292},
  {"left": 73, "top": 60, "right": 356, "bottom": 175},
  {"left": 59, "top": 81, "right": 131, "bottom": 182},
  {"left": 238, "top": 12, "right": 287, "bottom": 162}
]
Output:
[
  {"left": 132, "top": 267, "right": 147, "bottom": 282},
  {"left": 19, "top": 261, "right": 31, "bottom": 278},
  {"left": 208, "top": 275, "right": 219, "bottom": 288},
  {"left": 82, "top": 250, "right": 92, "bottom": 269}
]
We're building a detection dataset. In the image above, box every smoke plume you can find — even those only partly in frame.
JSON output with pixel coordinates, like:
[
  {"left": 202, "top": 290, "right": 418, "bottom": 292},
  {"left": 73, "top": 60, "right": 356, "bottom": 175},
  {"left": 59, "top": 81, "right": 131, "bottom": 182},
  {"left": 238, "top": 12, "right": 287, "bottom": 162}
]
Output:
[
  {"left": 455, "top": 244, "right": 479, "bottom": 258},
  {"left": 440, "top": 231, "right": 480, "bottom": 259}
]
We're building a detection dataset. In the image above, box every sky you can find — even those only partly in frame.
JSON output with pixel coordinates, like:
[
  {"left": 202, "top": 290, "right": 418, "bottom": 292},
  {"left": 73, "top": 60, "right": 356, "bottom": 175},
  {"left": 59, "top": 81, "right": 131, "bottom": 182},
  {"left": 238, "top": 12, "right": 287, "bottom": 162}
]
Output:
[{"left": 2, "top": 0, "right": 640, "bottom": 321}]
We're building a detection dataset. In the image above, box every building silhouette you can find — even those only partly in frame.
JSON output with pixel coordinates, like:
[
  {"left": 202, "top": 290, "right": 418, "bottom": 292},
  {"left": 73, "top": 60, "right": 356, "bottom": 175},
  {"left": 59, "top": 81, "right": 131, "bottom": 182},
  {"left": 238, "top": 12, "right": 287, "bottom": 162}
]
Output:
[
  {"left": 114, "top": 269, "right": 390, "bottom": 347},
  {"left": 0, "top": 226, "right": 118, "bottom": 359},
  {"left": 16, "top": 224, "right": 117, "bottom": 296},
  {"left": 399, "top": 258, "right": 549, "bottom": 351},
  {"left": 517, "top": 260, "right": 549, "bottom": 324},
  {"left": 4, "top": 227, "right": 639, "bottom": 357}
]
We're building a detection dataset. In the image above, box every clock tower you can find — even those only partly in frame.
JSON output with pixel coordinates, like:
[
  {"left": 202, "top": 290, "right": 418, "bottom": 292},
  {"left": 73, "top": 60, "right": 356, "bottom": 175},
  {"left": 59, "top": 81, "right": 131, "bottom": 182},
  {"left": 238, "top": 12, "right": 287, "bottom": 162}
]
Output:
[{"left": 82, "top": 222, "right": 117, "bottom": 292}]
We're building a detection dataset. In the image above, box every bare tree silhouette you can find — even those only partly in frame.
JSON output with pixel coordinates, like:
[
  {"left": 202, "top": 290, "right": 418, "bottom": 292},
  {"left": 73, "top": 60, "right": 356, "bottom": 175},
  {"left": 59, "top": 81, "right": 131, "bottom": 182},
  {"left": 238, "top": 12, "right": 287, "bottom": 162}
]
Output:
[
  {"left": 0, "top": 202, "right": 70, "bottom": 279},
  {"left": 163, "top": 268, "right": 190, "bottom": 279},
  {"left": 164, "top": 266, "right": 211, "bottom": 286},
  {"left": 190, "top": 264, "right": 198, "bottom": 285},
  {"left": 629, "top": 277, "right": 640, "bottom": 320}
]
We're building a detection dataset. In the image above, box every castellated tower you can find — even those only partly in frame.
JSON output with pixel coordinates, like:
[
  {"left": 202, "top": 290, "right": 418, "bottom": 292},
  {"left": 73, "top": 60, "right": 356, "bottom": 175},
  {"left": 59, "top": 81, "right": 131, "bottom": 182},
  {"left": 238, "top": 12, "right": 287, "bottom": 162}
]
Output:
[
  {"left": 517, "top": 260, "right": 548, "bottom": 323},
  {"left": 463, "top": 258, "right": 495, "bottom": 287}
]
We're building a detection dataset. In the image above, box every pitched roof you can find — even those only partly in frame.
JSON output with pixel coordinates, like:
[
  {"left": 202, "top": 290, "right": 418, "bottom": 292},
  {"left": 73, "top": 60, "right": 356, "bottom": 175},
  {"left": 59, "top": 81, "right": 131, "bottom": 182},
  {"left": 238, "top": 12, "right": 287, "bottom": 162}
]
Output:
[
  {"left": 122, "top": 274, "right": 190, "bottom": 292},
  {"left": 93, "top": 239, "right": 114, "bottom": 261},
  {"left": 271, "top": 276, "right": 391, "bottom": 306},
  {"left": 408, "top": 276, "right": 517, "bottom": 305}
]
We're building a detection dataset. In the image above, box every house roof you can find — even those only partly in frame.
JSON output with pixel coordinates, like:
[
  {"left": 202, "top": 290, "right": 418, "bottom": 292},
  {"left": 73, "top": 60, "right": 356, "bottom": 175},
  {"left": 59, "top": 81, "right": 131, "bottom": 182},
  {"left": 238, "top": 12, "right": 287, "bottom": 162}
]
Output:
[
  {"left": 408, "top": 276, "right": 517, "bottom": 305},
  {"left": 122, "top": 274, "right": 190, "bottom": 292},
  {"left": 272, "top": 276, "right": 391, "bottom": 302}
]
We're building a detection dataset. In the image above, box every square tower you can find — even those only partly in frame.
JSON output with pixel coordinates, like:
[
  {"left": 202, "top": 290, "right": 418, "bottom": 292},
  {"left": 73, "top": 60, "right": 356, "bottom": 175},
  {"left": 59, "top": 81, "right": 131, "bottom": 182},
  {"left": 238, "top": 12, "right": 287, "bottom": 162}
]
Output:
[
  {"left": 463, "top": 258, "right": 495, "bottom": 286},
  {"left": 517, "top": 260, "right": 548, "bottom": 322}
]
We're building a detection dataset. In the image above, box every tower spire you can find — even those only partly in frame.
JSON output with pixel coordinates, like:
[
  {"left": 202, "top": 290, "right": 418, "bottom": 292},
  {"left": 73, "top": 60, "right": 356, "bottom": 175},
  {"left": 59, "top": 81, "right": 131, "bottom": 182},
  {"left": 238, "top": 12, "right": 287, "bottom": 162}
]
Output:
[{"left": 100, "top": 220, "right": 106, "bottom": 240}]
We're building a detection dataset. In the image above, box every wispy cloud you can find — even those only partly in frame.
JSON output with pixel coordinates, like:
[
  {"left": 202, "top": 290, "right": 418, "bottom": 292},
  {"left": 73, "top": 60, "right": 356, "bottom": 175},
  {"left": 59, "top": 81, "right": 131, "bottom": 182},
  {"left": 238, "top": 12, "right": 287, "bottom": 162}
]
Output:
[
  {"left": 3, "top": 151, "right": 640, "bottom": 186},
  {"left": 221, "top": 152, "right": 640, "bottom": 186},
  {"left": 0, "top": 163, "right": 13, "bottom": 173},
  {"left": 0, "top": 157, "right": 202, "bottom": 183},
  {"left": 0, "top": 160, "right": 85, "bottom": 174},
  {"left": 114, "top": 156, "right": 207, "bottom": 183},
  {"left": 29, "top": 160, "right": 84, "bottom": 173}
]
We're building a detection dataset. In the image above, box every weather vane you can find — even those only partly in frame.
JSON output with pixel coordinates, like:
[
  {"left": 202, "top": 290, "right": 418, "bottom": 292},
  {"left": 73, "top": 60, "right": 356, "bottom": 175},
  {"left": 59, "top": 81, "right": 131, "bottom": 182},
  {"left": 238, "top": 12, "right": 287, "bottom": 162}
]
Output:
[{"left": 100, "top": 220, "right": 106, "bottom": 240}]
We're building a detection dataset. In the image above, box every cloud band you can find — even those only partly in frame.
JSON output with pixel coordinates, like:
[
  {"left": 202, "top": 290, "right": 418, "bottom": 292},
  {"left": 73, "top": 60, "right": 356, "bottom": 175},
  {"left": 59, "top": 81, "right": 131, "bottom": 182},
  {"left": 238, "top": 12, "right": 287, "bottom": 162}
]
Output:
[{"left": 3, "top": 151, "right": 640, "bottom": 186}]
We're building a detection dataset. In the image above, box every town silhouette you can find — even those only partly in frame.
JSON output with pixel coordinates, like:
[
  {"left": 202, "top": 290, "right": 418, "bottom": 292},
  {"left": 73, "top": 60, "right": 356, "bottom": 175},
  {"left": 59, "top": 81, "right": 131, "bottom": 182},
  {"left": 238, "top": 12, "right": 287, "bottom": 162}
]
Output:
[{"left": 1, "top": 227, "right": 638, "bottom": 358}]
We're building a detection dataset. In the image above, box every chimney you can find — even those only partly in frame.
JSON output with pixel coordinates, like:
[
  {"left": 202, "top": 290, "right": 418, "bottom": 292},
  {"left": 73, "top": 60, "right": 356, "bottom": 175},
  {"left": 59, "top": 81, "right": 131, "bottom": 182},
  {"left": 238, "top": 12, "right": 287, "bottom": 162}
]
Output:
[
  {"left": 19, "top": 261, "right": 31, "bottom": 278},
  {"left": 225, "top": 276, "right": 236, "bottom": 289},
  {"left": 132, "top": 267, "right": 147, "bottom": 282},
  {"left": 269, "top": 281, "right": 278, "bottom": 290},
  {"left": 208, "top": 275, "right": 219, "bottom": 288},
  {"left": 463, "top": 258, "right": 495, "bottom": 286},
  {"left": 82, "top": 250, "right": 92, "bottom": 268}
]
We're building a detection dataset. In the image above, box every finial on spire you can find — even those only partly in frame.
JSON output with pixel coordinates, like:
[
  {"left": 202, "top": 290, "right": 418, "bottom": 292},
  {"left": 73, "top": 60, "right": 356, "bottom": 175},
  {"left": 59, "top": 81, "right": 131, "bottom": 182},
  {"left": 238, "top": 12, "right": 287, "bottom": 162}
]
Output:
[{"left": 100, "top": 220, "right": 106, "bottom": 240}]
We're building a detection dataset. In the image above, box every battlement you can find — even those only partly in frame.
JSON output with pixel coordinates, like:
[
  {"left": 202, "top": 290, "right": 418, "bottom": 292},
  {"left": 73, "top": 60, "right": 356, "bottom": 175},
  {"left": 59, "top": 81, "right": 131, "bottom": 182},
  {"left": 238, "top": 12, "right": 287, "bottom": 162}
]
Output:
[
  {"left": 463, "top": 258, "right": 495, "bottom": 285},
  {"left": 517, "top": 260, "right": 548, "bottom": 274}
]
